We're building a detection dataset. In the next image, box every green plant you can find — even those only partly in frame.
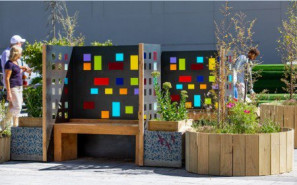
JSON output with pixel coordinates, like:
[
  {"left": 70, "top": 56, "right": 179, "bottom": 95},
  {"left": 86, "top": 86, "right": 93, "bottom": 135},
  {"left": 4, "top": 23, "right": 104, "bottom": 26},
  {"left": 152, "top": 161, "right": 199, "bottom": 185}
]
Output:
[
  {"left": 23, "top": 85, "right": 42, "bottom": 117},
  {"left": 22, "top": 41, "right": 43, "bottom": 74},
  {"left": 277, "top": 1, "right": 297, "bottom": 100},
  {"left": 152, "top": 71, "right": 188, "bottom": 121},
  {"left": 91, "top": 40, "right": 113, "bottom": 46},
  {"left": 0, "top": 100, "right": 11, "bottom": 137},
  {"left": 259, "top": 119, "right": 281, "bottom": 133}
]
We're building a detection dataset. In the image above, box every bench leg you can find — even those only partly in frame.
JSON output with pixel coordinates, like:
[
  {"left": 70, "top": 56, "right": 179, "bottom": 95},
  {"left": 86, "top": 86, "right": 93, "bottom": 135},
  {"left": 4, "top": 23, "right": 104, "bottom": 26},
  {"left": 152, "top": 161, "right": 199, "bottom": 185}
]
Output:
[
  {"left": 54, "top": 129, "right": 77, "bottom": 161},
  {"left": 135, "top": 134, "right": 144, "bottom": 166}
]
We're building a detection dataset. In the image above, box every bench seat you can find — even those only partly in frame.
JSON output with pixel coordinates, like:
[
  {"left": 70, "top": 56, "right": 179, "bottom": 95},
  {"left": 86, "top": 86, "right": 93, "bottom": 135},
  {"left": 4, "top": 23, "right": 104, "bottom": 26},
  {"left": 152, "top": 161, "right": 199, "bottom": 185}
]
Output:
[{"left": 54, "top": 119, "right": 141, "bottom": 164}]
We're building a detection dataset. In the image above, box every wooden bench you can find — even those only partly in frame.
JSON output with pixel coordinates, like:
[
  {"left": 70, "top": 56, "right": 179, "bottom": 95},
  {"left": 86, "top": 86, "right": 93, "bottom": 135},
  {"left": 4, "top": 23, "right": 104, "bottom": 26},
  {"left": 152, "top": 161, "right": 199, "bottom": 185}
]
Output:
[{"left": 54, "top": 119, "right": 142, "bottom": 165}]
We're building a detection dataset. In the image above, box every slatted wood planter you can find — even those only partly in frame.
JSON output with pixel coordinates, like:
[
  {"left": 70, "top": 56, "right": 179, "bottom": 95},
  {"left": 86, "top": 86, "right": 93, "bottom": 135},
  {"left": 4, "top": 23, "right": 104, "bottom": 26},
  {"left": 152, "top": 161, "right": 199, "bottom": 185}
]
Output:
[
  {"left": 185, "top": 128, "right": 294, "bottom": 176},
  {"left": 148, "top": 119, "right": 193, "bottom": 132},
  {"left": 0, "top": 137, "right": 10, "bottom": 163},
  {"left": 19, "top": 117, "right": 42, "bottom": 127},
  {"left": 260, "top": 103, "right": 297, "bottom": 148}
]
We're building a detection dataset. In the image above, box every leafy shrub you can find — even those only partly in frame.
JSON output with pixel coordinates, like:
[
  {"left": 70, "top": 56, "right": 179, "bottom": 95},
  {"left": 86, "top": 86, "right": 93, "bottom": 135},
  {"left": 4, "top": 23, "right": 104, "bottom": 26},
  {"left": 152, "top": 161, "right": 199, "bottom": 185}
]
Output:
[
  {"left": 91, "top": 40, "right": 113, "bottom": 46},
  {"left": 23, "top": 85, "right": 42, "bottom": 117},
  {"left": 259, "top": 119, "right": 281, "bottom": 133},
  {"left": 0, "top": 100, "right": 11, "bottom": 137},
  {"left": 152, "top": 71, "right": 188, "bottom": 121}
]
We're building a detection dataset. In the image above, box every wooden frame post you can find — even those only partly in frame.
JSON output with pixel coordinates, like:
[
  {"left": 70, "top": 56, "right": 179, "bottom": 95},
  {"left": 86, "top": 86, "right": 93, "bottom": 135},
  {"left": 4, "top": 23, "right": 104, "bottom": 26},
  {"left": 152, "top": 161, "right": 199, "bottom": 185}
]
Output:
[
  {"left": 138, "top": 43, "right": 144, "bottom": 166},
  {"left": 42, "top": 45, "right": 47, "bottom": 161}
]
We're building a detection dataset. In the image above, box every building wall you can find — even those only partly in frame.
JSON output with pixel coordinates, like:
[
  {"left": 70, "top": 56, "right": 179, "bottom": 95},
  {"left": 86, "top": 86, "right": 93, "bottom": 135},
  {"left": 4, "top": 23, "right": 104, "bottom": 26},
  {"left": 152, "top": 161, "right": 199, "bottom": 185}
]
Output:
[{"left": 0, "top": 1, "right": 289, "bottom": 63}]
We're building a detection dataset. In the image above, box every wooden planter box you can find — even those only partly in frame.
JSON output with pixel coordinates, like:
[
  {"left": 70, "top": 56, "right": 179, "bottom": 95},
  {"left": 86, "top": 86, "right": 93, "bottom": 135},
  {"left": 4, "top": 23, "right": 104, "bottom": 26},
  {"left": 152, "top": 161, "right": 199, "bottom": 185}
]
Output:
[
  {"left": 260, "top": 103, "right": 297, "bottom": 148},
  {"left": 19, "top": 117, "right": 42, "bottom": 127},
  {"left": 185, "top": 128, "right": 294, "bottom": 176},
  {"left": 0, "top": 137, "right": 10, "bottom": 163},
  {"left": 148, "top": 119, "right": 193, "bottom": 132}
]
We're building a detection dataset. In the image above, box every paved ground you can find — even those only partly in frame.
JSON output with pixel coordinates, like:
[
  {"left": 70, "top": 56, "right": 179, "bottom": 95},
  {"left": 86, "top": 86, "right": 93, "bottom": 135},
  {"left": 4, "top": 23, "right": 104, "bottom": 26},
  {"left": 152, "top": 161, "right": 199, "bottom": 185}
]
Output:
[{"left": 0, "top": 151, "right": 297, "bottom": 185}]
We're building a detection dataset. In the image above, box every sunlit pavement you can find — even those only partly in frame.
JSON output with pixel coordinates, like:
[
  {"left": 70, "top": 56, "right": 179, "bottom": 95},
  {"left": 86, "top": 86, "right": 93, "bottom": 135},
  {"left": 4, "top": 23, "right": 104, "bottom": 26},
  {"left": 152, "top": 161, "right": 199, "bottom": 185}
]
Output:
[{"left": 0, "top": 150, "right": 296, "bottom": 185}]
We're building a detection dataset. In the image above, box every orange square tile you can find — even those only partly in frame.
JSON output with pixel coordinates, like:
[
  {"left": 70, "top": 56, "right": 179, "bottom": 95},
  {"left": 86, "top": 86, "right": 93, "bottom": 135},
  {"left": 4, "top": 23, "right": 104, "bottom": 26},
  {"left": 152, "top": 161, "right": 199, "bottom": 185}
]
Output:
[
  {"left": 170, "top": 64, "right": 177, "bottom": 70},
  {"left": 101, "top": 111, "right": 109, "bottom": 119},
  {"left": 83, "top": 63, "right": 91, "bottom": 70},
  {"left": 119, "top": 88, "right": 128, "bottom": 95},
  {"left": 200, "top": 84, "right": 207, "bottom": 89},
  {"left": 185, "top": 102, "right": 192, "bottom": 108}
]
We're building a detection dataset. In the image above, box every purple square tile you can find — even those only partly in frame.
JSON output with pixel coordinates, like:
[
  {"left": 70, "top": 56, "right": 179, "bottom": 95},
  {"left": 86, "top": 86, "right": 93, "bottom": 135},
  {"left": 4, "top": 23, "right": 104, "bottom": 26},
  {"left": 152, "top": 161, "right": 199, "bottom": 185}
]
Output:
[
  {"left": 134, "top": 88, "right": 139, "bottom": 95},
  {"left": 212, "top": 84, "right": 219, "bottom": 90},
  {"left": 170, "top": 57, "right": 177, "bottom": 63},
  {"left": 83, "top": 54, "right": 91, "bottom": 61}
]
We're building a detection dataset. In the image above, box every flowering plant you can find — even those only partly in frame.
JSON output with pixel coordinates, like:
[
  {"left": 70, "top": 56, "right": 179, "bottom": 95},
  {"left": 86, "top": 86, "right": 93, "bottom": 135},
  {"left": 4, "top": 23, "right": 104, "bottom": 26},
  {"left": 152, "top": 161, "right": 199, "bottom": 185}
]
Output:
[{"left": 152, "top": 71, "right": 188, "bottom": 121}]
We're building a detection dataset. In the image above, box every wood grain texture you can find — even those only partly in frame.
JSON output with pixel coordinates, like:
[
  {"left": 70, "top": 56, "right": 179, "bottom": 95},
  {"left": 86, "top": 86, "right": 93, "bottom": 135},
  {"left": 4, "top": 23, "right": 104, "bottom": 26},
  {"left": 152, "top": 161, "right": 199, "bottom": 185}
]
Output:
[
  {"left": 138, "top": 43, "right": 144, "bottom": 166},
  {"left": 189, "top": 132, "right": 198, "bottom": 173},
  {"left": 260, "top": 104, "right": 271, "bottom": 123},
  {"left": 286, "top": 130, "right": 294, "bottom": 172},
  {"left": 233, "top": 135, "right": 246, "bottom": 176},
  {"left": 284, "top": 106, "right": 294, "bottom": 129},
  {"left": 61, "top": 133, "right": 77, "bottom": 161},
  {"left": 295, "top": 106, "right": 297, "bottom": 148},
  {"left": 246, "top": 134, "right": 259, "bottom": 176},
  {"left": 270, "top": 133, "right": 280, "bottom": 175},
  {"left": 259, "top": 134, "right": 271, "bottom": 175},
  {"left": 208, "top": 134, "right": 221, "bottom": 175},
  {"left": 279, "top": 131, "right": 287, "bottom": 173},
  {"left": 0, "top": 137, "right": 10, "bottom": 163},
  {"left": 220, "top": 134, "right": 233, "bottom": 176},
  {"left": 275, "top": 105, "right": 284, "bottom": 127},
  {"left": 197, "top": 133, "right": 209, "bottom": 174},
  {"left": 185, "top": 132, "right": 190, "bottom": 171},
  {"left": 42, "top": 45, "right": 47, "bottom": 162}
]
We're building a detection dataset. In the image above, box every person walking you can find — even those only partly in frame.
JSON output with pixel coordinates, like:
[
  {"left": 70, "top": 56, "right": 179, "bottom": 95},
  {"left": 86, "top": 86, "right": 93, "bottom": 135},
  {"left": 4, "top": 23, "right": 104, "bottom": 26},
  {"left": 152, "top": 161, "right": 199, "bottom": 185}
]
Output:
[
  {"left": 5, "top": 46, "right": 30, "bottom": 127},
  {"left": 233, "top": 48, "right": 260, "bottom": 102},
  {"left": 1, "top": 35, "right": 26, "bottom": 89}
]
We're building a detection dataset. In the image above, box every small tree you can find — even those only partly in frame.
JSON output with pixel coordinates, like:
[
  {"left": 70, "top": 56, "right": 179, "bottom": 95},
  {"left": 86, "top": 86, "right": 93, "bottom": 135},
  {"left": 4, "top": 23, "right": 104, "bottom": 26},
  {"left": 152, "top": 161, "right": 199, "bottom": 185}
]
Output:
[
  {"left": 45, "top": 1, "right": 64, "bottom": 40},
  {"left": 277, "top": 1, "right": 297, "bottom": 100}
]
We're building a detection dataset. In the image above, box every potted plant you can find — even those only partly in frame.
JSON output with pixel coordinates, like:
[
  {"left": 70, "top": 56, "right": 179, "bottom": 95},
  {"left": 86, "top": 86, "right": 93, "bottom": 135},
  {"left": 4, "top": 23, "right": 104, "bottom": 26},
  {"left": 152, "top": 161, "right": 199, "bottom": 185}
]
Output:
[
  {"left": 260, "top": 1, "right": 297, "bottom": 148},
  {"left": 19, "top": 80, "right": 42, "bottom": 127},
  {"left": 186, "top": 99, "right": 294, "bottom": 176},
  {"left": 148, "top": 71, "right": 192, "bottom": 132},
  {"left": 0, "top": 100, "right": 11, "bottom": 163}
]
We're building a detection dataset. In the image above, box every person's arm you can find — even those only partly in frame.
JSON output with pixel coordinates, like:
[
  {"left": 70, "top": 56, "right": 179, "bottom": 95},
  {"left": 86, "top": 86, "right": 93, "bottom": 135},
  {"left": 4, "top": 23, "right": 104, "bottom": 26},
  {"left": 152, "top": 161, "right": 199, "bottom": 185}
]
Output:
[
  {"left": 5, "top": 69, "right": 12, "bottom": 102},
  {"left": 248, "top": 63, "right": 255, "bottom": 94}
]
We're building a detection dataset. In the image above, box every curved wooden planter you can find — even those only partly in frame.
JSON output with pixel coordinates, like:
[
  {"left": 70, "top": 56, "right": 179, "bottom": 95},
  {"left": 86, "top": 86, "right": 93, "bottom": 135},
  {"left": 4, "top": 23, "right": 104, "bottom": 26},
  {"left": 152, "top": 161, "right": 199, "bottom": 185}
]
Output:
[
  {"left": 185, "top": 128, "right": 294, "bottom": 176},
  {"left": 260, "top": 103, "right": 297, "bottom": 148},
  {"left": 0, "top": 137, "right": 10, "bottom": 163}
]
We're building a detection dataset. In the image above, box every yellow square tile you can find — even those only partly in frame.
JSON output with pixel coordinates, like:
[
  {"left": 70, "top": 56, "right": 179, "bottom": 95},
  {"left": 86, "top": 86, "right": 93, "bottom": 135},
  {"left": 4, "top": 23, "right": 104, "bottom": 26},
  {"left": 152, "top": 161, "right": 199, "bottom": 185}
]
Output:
[
  {"left": 188, "top": 84, "right": 195, "bottom": 90},
  {"left": 105, "top": 88, "right": 113, "bottom": 95},
  {"left": 185, "top": 102, "right": 192, "bottom": 108}
]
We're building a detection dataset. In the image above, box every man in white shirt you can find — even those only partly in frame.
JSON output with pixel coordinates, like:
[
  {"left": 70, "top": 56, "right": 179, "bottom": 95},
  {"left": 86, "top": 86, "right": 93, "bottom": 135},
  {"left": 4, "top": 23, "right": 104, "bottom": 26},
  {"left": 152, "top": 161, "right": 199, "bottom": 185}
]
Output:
[
  {"left": 1, "top": 35, "right": 26, "bottom": 89},
  {"left": 233, "top": 48, "right": 260, "bottom": 102}
]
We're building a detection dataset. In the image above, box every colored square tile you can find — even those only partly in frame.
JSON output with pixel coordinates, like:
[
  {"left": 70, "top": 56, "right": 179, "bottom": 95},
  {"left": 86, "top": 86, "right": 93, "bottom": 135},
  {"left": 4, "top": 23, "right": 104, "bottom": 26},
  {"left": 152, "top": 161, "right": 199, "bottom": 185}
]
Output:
[
  {"left": 90, "top": 88, "right": 98, "bottom": 94},
  {"left": 154, "top": 62, "right": 157, "bottom": 70},
  {"left": 130, "top": 55, "right": 138, "bottom": 70},
  {"left": 209, "top": 76, "right": 215, "bottom": 82},
  {"left": 185, "top": 102, "right": 192, "bottom": 108},
  {"left": 105, "top": 88, "right": 113, "bottom": 95},
  {"left": 197, "top": 56, "right": 204, "bottom": 63},
  {"left": 170, "top": 64, "right": 177, "bottom": 70},
  {"left": 134, "top": 88, "right": 139, "bottom": 95},
  {"left": 170, "top": 57, "right": 177, "bottom": 63},
  {"left": 197, "top": 76, "right": 204, "bottom": 82},
  {"left": 116, "top": 78, "right": 124, "bottom": 85},
  {"left": 194, "top": 95, "right": 201, "bottom": 107},
  {"left": 188, "top": 84, "right": 195, "bottom": 90},
  {"left": 200, "top": 84, "right": 207, "bottom": 89},
  {"left": 176, "top": 84, "right": 183, "bottom": 90},
  {"left": 83, "top": 63, "right": 91, "bottom": 70},
  {"left": 112, "top": 102, "right": 120, "bottom": 117},
  {"left": 64, "top": 78, "right": 68, "bottom": 85},
  {"left": 101, "top": 111, "right": 109, "bottom": 119},
  {"left": 83, "top": 54, "right": 91, "bottom": 61},
  {"left": 94, "top": 56, "right": 102, "bottom": 70},
  {"left": 209, "top": 58, "right": 216, "bottom": 70},
  {"left": 205, "top": 98, "right": 212, "bottom": 105},
  {"left": 130, "top": 78, "right": 139, "bottom": 86},
  {"left": 119, "top": 88, "right": 128, "bottom": 95},
  {"left": 144, "top": 52, "right": 147, "bottom": 59},
  {"left": 116, "top": 53, "right": 124, "bottom": 61},
  {"left": 179, "top": 58, "right": 186, "bottom": 70},
  {"left": 125, "top": 106, "right": 133, "bottom": 114}
]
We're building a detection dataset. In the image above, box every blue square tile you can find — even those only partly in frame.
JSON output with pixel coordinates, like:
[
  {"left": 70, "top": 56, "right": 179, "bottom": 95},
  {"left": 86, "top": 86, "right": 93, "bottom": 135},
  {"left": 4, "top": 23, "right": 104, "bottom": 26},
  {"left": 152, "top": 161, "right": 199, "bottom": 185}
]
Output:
[{"left": 116, "top": 78, "right": 124, "bottom": 85}]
